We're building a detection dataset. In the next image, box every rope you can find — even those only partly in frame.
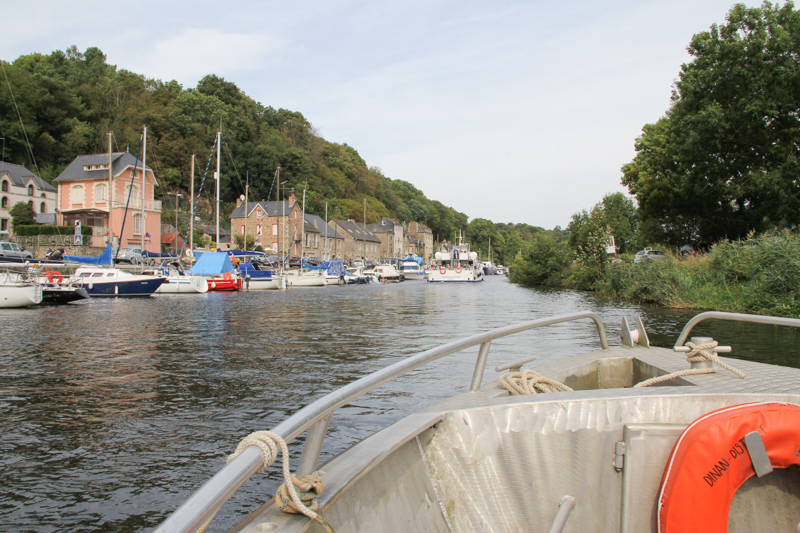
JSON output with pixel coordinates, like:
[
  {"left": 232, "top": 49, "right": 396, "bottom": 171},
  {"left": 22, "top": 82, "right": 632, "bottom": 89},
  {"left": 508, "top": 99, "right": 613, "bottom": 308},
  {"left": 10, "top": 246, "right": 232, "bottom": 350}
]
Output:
[
  {"left": 226, "top": 431, "right": 335, "bottom": 533},
  {"left": 499, "top": 369, "right": 574, "bottom": 395},
  {"left": 635, "top": 340, "right": 746, "bottom": 388}
]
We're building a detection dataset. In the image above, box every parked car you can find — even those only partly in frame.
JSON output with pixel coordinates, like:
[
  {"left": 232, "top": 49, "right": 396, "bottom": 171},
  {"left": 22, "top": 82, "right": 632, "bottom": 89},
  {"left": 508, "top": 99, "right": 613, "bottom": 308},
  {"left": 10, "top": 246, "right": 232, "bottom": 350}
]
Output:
[
  {"left": 634, "top": 248, "right": 667, "bottom": 264},
  {"left": 116, "top": 247, "right": 145, "bottom": 265},
  {"left": 306, "top": 257, "right": 323, "bottom": 266},
  {"left": 288, "top": 256, "right": 302, "bottom": 268},
  {"left": 0, "top": 241, "right": 33, "bottom": 259}
]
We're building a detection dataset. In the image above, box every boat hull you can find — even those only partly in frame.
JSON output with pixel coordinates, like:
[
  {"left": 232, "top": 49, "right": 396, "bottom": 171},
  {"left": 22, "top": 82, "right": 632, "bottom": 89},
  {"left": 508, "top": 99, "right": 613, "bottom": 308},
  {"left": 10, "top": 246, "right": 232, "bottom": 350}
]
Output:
[
  {"left": 206, "top": 277, "right": 241, "bottom": 291},
  {"left": 0, "top": 284, "right": 42, "bottom": 307},
  {"left": 42, "top": 286, "right": 90, "bottom": 303},
  {"left": 284, "top": 271, "right": 327, "bottom": 287},
  {"left": 242, "top": 276, "right": 286, "bottom": 290},
  {"left": 156, "top": 276, "right": 209, "bottom": 294},
  {"left": 427, "top": 265, "right": 484, "bottom": 282},
  {"left": 75, "top": 267, "right": 165, "bottom": 296}
]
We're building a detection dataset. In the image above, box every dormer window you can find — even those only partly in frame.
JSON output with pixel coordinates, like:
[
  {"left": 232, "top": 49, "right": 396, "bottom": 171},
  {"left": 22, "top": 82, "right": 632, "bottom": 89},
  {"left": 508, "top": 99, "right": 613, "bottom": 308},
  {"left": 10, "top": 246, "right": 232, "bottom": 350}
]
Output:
[
  {"left": 27, "top": 185, "right": 34, "bottom": 196},
  {"left": 83, "top": 163, "right": 109, "bottom": 171}
]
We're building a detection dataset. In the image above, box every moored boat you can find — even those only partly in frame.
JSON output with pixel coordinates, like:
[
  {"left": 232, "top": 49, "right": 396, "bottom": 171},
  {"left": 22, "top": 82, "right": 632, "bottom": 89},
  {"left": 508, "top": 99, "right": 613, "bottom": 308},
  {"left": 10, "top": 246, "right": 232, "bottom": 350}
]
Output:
[
  {"left": 0, "top": 271, "right": 42, "bottom": 308},
  {"left": 186, "top": 251, "right": 241, "bottom": 291},
  {"left": 74, "top": 266, "right": 165, "bottom": 296},
  {"left": 427, "top": 239, "right": 484, "bottom": 282},
  {"left": 153, "top": 262, "right": 209, "bottom": 294},
  {"left": 238, "top": 262, "right": 286, "bottom": 290},
  {"left": 401, "top": 255, "right": 426, "bottom": 280},
  {"left": 156, "top": 311, "right": 800, "bottom": 533},
  {"left": 36, "top": 270, "right": 90, "bottom": 303},
  {"left": 284, "top": 268, "right": 327, "bottom": 287}
]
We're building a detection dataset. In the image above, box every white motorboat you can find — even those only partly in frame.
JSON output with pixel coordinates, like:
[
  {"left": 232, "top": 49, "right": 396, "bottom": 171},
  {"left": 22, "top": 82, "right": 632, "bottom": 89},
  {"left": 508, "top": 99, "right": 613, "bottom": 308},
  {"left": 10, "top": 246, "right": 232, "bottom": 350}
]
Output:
[
  {"left": 154, "top": 262, "right": 209, "bottom": 294},
  {"left": 284, "top": 269, "right": 327, "bottom": 287},
  {"left": 156, "top": 311, "right": 800, "bottom": 533},
  {"left": 343, "top": 265, "right": 371, "bottom": 284},
  {"left": 427, "top": 239, "right": 484, "bottom": 282},
  {"left": 0, "top": 271, "right": 42, "bottom": 308},
  {"left": 365, "top": 263, "right": 402, "bottom": 282},
  {"left": 400, "top": 258, "right": 427, "bottom": 280}
]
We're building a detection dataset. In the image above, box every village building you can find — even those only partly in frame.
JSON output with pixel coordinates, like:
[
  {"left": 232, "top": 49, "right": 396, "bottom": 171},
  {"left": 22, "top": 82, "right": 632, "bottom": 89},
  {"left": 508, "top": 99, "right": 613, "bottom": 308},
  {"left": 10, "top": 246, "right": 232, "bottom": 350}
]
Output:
[
  {"left": 302, "top": 214, "right": 345, "bottom": 261},
  {"left": 407, "top": 221, "right": 434, "bottom": 262},
  {"left": 194, "top": 223, "right": 233, "bottom": 251},
  {"left": 329, "top": 219, "right": 382, "bottom": 263},
  {"left": 0, "top": 161, "right": 57, "bottom": 236},
  {"left": 229, "top": 194, "right": 302, "bottom": 256},
  {"left": 53, "top": 152, "right": 161, "bottom": 251},
  {"left": 366, "top": 217, "right": 404, "bottom": 260}
]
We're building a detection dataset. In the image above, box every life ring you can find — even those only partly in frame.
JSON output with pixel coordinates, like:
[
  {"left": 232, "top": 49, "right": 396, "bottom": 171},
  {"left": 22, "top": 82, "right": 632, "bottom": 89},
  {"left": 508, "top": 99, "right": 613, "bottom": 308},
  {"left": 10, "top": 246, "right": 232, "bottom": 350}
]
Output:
[
  {"left": 658, "top": 402, "right": 800, "bottom": 532},
  {"left": 455, "top": 266, "right": 462, "bottom": 274},
  {"left": 48, "top": 271, "right": 63, "bottom": 284},
  {"left": 440, "top": 266, "right": 446, "bottom": 275},
  {"left": 223, "top": 272, "right": 232, "bottom": 280}
]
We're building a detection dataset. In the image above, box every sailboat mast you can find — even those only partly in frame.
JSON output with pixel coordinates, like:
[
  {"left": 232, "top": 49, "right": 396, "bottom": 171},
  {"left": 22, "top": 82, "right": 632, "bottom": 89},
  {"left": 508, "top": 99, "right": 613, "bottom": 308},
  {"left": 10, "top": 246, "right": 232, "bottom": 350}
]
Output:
[
  {"left": 324, "top": 202, "right": 328, "bottom": 261},
  {"left": 108, "top": 132, "right": 113, "bottom": 247},
  {"left": 189, "top": 154, "right": 195, "bottom": 253},
  {"left": 244, "top": 175, "right": 249, "bottom": 251},
  {"left": 301, "top": 188, "right": 306, "bottom": 263},
  {"left": 215, "top": 130, "right": 221, "bottom": 250},
  {"left": 141, "top": 125, "right": 147, "bottom": 252}
]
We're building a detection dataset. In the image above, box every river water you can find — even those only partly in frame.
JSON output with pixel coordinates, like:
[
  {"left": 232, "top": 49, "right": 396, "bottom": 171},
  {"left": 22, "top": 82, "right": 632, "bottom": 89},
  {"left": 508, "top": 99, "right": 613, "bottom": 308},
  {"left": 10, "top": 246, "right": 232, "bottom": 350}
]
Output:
[{"left": 2, "top": 276, "right": 799, "bottom": 532}]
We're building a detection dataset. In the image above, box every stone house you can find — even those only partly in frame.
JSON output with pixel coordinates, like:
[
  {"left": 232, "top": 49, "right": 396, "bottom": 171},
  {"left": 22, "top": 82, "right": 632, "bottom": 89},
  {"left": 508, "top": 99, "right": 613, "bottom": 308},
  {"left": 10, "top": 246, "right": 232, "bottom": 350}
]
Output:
[
  {"left": 229, "top": 194, "right": 302, "bottom": 256},
  {"left": 54, "top": 152, "right": 162, "bottom": 251},
  {"left": 0, "top": 161, "right": 57, "bottom": 237},
  {"left": 302, "top": 214, "right": 345, "bottom": 261},
  {"left": 407, "top": 221, "right": 434, "bottom": 263},
  {"left": 366, "top": 217, "right": 404, "bottom": 259},
  {"left": 329, "top": 219, "right": 382, "bottom": 263}
]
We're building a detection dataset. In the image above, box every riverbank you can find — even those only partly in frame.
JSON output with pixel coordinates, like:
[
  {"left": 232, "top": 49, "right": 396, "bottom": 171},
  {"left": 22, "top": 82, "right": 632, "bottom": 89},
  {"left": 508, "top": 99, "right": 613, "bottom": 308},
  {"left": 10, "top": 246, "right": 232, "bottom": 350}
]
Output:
[{"left": 513, "top": 229, "right": 800, "bottom": 318}]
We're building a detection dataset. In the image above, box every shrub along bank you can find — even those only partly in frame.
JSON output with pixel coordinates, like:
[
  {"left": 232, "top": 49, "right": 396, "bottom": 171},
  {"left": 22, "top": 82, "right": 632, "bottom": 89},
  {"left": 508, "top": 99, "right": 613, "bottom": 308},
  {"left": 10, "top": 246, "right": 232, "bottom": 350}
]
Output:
[{"left": 511, "top": 230, "right": 800, "bottom": 318}]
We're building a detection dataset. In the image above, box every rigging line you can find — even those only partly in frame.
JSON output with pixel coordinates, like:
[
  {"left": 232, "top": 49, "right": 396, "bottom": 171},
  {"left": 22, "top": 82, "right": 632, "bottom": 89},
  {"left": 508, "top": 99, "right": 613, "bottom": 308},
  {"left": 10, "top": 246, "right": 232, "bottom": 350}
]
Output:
[
  {"left": 221, "top": 137, "right": 246, "bottom": 196},
  {"left": 177, "top": 136, "right": 218, "bottom": 257},
  {"left": 115, "top": 135, "right": 143, "bottom": 265},
  {"left": 1, "top": 61, "right": 40, "bottom": 178}
]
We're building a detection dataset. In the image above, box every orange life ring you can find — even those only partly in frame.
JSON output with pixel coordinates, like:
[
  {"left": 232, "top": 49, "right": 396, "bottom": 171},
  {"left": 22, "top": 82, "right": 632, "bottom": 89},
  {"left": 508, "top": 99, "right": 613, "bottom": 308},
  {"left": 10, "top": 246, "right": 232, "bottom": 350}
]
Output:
[
  {"left": 455, "top": 266, "right": 462, "bottom": 273},
  {"left": 658, "top": 402, "right": 800, "bottom": 532},
  {"left": 223, "top": 272, "right": 232, "bottom": 280},
  {"left": 439, "top": 266, "right": 446, "bottom": 275},
  {"left": 48, "top": 271, "right": 63, "bottom": 284}
]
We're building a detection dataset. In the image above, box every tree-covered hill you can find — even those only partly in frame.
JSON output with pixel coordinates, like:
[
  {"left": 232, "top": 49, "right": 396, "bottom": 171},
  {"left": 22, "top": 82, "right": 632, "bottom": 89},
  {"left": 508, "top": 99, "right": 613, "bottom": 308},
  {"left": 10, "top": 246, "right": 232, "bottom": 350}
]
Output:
[{"left": 1, "top": 46, "right": 476, "bottom": 244}]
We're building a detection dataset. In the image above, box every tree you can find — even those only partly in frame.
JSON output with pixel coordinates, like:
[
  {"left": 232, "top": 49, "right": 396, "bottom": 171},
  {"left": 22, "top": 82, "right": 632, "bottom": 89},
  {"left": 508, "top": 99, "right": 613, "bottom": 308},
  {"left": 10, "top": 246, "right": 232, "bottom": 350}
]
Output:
[
  {"left": 9, "top": 202, "right": 36, "bottom": 228},
  {"left": 622, "top": 2, "right": 800, "bottom": 245}
]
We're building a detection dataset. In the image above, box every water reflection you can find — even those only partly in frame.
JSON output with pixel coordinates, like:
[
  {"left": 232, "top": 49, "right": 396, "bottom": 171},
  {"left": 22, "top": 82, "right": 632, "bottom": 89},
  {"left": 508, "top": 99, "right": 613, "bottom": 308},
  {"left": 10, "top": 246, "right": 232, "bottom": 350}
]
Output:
[{"left": 1, "top": 277, "right": 798, "bottom": 531}]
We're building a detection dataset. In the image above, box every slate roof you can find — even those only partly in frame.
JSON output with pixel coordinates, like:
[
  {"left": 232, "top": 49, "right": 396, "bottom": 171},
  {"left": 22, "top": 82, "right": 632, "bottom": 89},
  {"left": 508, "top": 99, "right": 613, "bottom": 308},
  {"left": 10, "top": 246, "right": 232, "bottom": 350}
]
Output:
[
  {"left": 332, "top": 219, "right": 381, "bottom": 243},
  {"left": 54, "top": 152, "right": 156, "bottom": 184},
  {"left": 0, "top": 161, "right": 56, "bottom": 192},
  {"left": 229, "top": 199, "right": 298, "bottom": 218},
  {"left": 304, "top": 214, "right": 344, "bottom": 239}
]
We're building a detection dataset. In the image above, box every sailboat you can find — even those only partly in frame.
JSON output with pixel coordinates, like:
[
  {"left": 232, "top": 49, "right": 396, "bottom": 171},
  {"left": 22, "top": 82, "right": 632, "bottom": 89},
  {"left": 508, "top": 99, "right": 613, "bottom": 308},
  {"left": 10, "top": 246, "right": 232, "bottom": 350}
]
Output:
[{"left": 283, "top": 188, "right": 326, "bottom": 287}]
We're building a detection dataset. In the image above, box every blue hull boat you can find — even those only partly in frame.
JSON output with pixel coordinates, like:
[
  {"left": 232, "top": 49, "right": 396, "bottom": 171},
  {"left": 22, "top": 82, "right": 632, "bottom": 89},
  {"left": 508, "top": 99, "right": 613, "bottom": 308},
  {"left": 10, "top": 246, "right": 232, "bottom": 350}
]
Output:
[{"left": 75, "top": 266, "right": 165, "bottom": 296}]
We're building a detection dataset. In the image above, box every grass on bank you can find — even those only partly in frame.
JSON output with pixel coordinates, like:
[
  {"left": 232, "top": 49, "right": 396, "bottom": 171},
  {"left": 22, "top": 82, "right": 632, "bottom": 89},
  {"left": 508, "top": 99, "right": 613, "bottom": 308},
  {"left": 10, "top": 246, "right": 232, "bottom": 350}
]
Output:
[{"left": 512, "top": 230, "right": 800, "bottom": 318}]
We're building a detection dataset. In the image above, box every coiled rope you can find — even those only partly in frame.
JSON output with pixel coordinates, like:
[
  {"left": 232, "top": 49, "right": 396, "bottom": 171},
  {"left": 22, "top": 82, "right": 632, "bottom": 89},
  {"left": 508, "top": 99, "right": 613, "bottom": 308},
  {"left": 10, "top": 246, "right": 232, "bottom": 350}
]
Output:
[
  {"left": 634, "top": 340, "right": 746, "bottom": 388},
  {"left": 225, "top": 431, "right": 335, "bottom": 532},
  {"left": 197, "top": 432, "right": 334, "bottom": 533},
  {"left": 499, "top": 369, "right": 574, "bottom": 395}
]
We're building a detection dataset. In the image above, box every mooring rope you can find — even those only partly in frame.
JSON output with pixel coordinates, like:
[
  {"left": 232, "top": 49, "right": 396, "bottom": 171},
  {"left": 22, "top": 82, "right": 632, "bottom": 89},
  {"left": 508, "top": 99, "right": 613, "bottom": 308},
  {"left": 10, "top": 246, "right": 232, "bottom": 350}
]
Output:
[
  {"left": 634, "top": 340, "right": 746, "bottom": 388},
  {"left": 499, "top": 369, "right": 574, "bottom": 395},
  {"left": 226, "top": 431, "right": 335, "bottom": 533}
]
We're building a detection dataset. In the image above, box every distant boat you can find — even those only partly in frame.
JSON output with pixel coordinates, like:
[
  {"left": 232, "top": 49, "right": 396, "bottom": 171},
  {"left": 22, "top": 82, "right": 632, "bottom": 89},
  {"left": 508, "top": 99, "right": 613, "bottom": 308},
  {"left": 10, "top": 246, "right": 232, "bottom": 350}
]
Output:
[
  {"left": 0, "top": 271, "right": 42, "bottom": 308},
  {"left": 238, "top": 262, "right": 286, "bottom": 290},
  {"left": 186, "top": 251, "right": 241, "bottom": 291},
  {"left": 153, "top": 262, "right": 209, "bottom": 294},
  {"left": 427, "top": 236, "right": 484, "bottom": 283},
  {"left": 35, "top": 270, "right": 90, "bottom": 304}
]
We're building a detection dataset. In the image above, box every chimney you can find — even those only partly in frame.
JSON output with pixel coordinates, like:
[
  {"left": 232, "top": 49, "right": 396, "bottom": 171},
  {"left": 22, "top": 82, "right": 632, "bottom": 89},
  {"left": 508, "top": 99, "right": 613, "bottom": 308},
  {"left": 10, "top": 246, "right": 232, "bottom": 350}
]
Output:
[{"left": 236, "top": 197, "right": 242, "bottom": 207}]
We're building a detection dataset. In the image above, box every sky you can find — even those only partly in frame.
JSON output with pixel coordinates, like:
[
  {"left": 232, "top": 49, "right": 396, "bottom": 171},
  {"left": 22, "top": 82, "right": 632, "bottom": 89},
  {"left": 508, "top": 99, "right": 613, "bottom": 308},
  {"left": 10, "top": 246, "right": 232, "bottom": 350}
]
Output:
[{"left": 4, "top": 0, "right": 744, "bottom": 229}]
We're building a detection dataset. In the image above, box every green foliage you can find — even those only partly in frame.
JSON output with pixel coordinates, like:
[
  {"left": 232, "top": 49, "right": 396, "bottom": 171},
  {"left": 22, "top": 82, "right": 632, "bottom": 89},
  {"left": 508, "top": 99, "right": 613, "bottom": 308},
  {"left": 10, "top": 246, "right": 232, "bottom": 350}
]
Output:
[
  {"left": 234, "top": 233, "right": 256, "bottom": 250},
  {"left": 509, "top": 232, "right": 569, "bottom": 286},
  {"left": 9, "top": 202, "right": 35, "bottom": 227},
  {"left": 622, "top": 2, "right": 800, "bottom": 245}
]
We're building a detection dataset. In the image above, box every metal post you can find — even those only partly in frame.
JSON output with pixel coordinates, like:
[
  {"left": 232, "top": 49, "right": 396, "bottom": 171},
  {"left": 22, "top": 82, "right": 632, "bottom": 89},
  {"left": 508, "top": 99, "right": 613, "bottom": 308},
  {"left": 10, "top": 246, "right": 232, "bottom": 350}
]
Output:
[{"left": 470, "top": 341, "right": 493, "bottom": 391}]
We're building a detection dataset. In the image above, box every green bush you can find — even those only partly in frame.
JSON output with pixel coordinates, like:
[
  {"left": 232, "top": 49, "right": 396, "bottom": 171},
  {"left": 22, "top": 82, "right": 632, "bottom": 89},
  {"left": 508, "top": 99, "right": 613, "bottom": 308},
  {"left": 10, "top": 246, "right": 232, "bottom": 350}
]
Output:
[{"left": 14, "top": 225, "right": 93, "bottom": 236}]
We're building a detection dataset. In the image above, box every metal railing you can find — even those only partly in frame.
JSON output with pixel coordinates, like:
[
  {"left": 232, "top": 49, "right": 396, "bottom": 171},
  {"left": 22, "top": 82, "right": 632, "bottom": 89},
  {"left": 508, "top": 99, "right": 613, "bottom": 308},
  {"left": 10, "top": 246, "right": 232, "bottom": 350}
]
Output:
[
  {"left": 674, "top": 311, "right": 800, "bottom": 347},
  {"left": 155, "top": 311, "right": 609, "bottom": 533}
]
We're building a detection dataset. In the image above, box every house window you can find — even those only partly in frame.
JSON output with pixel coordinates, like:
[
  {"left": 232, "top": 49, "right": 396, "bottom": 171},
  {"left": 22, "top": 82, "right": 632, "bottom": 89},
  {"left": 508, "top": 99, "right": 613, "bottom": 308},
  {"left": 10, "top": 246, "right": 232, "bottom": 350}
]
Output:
[
  {"left": 0, "top": 219, "right": 7, "bottom": 231},
  {"left": 257, "top": 224, "right": 262, "bottom": 236},
  {"left": 95, "top": 183, "right": 107, "bottom": 202},
  {"left": 133, "top": 213, "right": 143, "bottom": 234},
  {"left": 272, "top": 242, "right": 278, "bottom": 252},
  {"left": 257, "top": 210, "right": 262, "bottom": 220},
  {"left": 241, "top": 225, "right": 245, "bottom": 235},
  {"left": 40, "top": 202, "right": 46, "bottom": 213},
  {"left": 1, "top": 197, "right": 6, "bottom": 209},
  {"left": 71, "top": 185, "right": 85, "bottom": 205},
  {"left": 272, "top": 224, "right": 278, "bottom": 235},
  {"left": 1, "top": 180, "right": 7, "bottom": 192},
  {"left": 28, "top": 200, "right": 35, "bottom": 213},
  {"left": 27, "top": 184, "right": 34, "bottom": 196}
]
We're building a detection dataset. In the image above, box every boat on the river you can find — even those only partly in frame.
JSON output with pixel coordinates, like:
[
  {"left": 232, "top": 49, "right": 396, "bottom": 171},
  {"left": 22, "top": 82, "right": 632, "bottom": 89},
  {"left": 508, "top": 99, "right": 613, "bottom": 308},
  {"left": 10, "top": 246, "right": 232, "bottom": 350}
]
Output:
[
  {"left": 186, "top": 251, "right": 241, "bottom": 291},
  {"left": 365, "top": 263, "right": 401, "bottom": 283},
  {"left": 238, "top": 262, "right": 286, "bottom": 290},
  {"left": 36, "top": 270, "right": 90, "bottom": 303},
  {"left": 284, "top": 268, "right": 327, "bottom": 287},
  {"left": 0, "top": 270, "right": 42, "bottom": 307},
  {"left": 401, "top": 254, "right": 426, "bottom": 280},
  {"left": 427, "top": 239, "right": 484, "bottom": 282},
  {"left": 153, "top": 262, "right": 209, "bottom": 294},
  {"left": 74, "top": 266, "right": 165, "bottom": 296},
  {"left": 156, "top": 311, "right": 800, "bottom": 533}
]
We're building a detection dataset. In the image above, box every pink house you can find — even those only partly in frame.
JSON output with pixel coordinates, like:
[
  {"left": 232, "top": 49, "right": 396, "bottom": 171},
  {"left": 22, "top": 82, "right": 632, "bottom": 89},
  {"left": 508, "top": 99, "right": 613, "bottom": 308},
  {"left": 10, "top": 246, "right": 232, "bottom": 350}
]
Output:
[{"left": 54, "top": 152, "right": 162, "bottom": 251}]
